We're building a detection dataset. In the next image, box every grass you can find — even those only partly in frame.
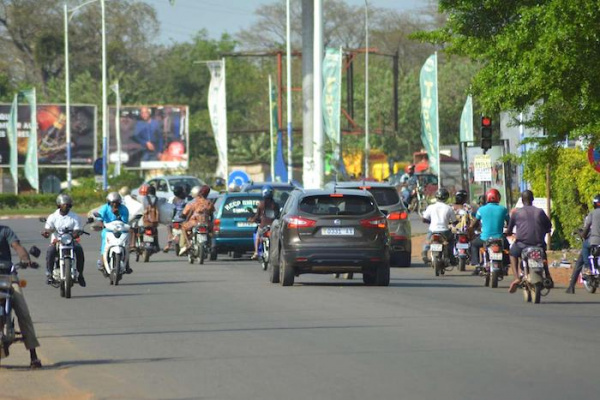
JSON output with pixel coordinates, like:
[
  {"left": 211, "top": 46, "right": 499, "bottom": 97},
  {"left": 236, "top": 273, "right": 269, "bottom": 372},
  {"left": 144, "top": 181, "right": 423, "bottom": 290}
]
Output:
[{"left": 0, "top": 208, "right": 55, "bottom": 217}]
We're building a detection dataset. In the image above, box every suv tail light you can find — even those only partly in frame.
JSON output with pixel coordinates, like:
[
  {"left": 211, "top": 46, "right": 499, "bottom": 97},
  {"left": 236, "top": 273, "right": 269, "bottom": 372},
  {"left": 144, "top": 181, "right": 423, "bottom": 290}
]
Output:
[
  {"left": 285, "top": 216, "right": 317, "bottom": 228},
  {"left": 213, "top": 219, "right": 220, "bottom": 232},
  {"left": 360, "top": 216, "right": 387, "bottom": 229},
  {"left": 387, "top": 211, "right": 408, "bottom": 220}
]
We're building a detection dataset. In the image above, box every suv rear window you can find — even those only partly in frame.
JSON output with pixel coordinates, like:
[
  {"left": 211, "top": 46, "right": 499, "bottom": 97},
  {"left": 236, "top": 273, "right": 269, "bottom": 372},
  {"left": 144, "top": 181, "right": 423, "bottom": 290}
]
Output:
[
  {"left": 344, "top": 187, "right": 400, "bottom": 207},
  {"left": 221, "top": 196, "right": 261, "bottom": 218},
  {"left": 299, "top": 195, "right": 375, "bottom": 216}
]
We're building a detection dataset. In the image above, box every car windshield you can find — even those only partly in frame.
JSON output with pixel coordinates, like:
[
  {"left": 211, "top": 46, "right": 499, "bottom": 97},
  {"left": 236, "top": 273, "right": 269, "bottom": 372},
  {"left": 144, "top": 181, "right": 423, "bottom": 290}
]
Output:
[
  {"left": 299, "top": 195, "right": 375, "bottom": 216},
  {"left": 168, "top": 177, "right": 201, "bottom": 191},
  {"left": 222, "top": 196, "right": 261, "bottom": 218}
]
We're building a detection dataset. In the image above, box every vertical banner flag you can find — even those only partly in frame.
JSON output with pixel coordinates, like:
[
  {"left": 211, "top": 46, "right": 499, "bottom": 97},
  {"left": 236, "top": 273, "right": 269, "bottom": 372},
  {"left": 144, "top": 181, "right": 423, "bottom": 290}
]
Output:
[
  {"left": 22, "top": 89, "right": 39, "bottom": 191},
  {"left": 322, "top": 47, "right": 342, "bottom": 174},
  {"left": 207, "top": 59, "right": 228, "bottom": 180},
  {"left": 460, "top": 95, "right": 473, "bottom": 143},
  {"left": 7, "top": 94, "right": 18, "bottom": 191},
  {"left": 419, "top": 54, "right": 439, "bottom": 174}
]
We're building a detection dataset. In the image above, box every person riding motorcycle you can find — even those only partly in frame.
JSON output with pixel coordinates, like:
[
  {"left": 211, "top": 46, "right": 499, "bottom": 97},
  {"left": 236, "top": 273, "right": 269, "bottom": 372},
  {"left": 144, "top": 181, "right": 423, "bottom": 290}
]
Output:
[
  {"left": 96, "top": 192, "right": 132, "bottom": 274},
  {"left": 399, "top": 164, "right": 418, "bottom": 207},
  {"left": 164, "top": 185, "right": 188, "bottom": 252},
  {"left": 468, "top": 188, "right": 510, "bottom": 273},
  {"left": 142, "top": 185, "right": 161, "bottom": 250},
  {"left": 249, "top": 185, "right": 280, "bottom": 260},
  {"left": 567, "top": 194, "right": 600, "bottom": 293},
  {"left": 421, "top": 187, "right": 457, "bottom": 264},
  {"left": 506, "top": 190, "right": 553, "bottom": 293},
  {"left": 452, "top": 189, "right": 474, "bottom": 233},
  {"left": 0, "top": 225, "right": 42, "bottom": 368},
  {"left": 180, "top": 185, "right": 214, "bottom": 255},
  {"left": 41, "top": 194, "right": 86, "bottom": 287}
]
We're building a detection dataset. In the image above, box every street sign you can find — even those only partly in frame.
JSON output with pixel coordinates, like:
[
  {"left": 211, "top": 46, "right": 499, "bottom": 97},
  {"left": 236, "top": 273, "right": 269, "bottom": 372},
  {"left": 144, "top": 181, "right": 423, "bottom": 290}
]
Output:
[
  {"left": 227, "top": 170, "right": 250, "bottom": 187},
  {"left": 473, "top": 154, "right": 492, "bottom": 182}
]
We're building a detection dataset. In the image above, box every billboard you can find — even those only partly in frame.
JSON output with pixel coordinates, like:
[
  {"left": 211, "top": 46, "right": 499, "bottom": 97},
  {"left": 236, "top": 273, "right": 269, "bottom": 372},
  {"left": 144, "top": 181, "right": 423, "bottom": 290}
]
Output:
[
  {"left": 108, "top": 105, "right": 189, "bottom": 169},
  {"left": 466, "top": 145, "right": 508, "bottom": 207},
  {"left": 0, "top": 104, "right": 96, "bottom": 166}
]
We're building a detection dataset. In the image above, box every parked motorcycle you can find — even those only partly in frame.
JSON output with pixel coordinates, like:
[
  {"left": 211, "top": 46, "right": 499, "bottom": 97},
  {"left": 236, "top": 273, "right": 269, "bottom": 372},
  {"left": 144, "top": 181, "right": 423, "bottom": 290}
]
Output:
[
  {"left": 94, "top": 214, "right": 131, "bottom": 285},
  {"left": 582, "top": 245, "right": 600, "bottom": 293},
  {"left": 40, "top": 217, "right": 90, "bottom": 298},
  {"left": 480, "top": 238, "right": 509, "bottom": 288},
  {"left": 188, "top": 223, "right": 210, "bottom": 264},
  {"left": 519, "top": 246, "right": 552, "bottom": 303},
  {"left": 429, "top": 233, "right": 452, "bottom": 276},
  {"left": 0, "top": 248, "right": 40, "bottom": 365}
]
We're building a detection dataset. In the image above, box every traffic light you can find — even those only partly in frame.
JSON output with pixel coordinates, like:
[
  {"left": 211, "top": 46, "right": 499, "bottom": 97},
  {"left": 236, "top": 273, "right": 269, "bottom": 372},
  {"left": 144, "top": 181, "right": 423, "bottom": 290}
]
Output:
[{"left": 480, "top": 116, "right": 492, "bottom": 152}]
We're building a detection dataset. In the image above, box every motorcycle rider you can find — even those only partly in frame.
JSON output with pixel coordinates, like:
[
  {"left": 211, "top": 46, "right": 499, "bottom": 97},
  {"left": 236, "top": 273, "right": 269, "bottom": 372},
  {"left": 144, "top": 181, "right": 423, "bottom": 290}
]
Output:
[
  {"left": 452, "top": 189, "right": 473, "bottom": 232},
  {"left": 566, "top": 212, "right": 592, "bottom": 294},
  {"left": 506, "top": 190, "right": 553, "bottom": 293},
  {"left": 96, "top": 192, "right": 132, "bottom": 274},
  {"left": 0, "top": 225, "right": 42, "bottom": 368},
  {"left": 41, "top": 194, "right": 86, "bottom": 287},
  {"left": 568, "top": 194, "right": 600, "bottom": 293},
  {"left": 180, "top": 185, "right": 214, "bottom": 255},
  {"left": 399, "top": 164, "right": 418, "bottom": 207},
  {"left": 165, "top": 185, "right": 188, "bottom": 252},
  {"left": 249, "top": 185, "right": 280, "bottom": 260},
  {"left": 142, "top": 185, "right": 161, "bottom": 250},
  {"left": 421, "top": 187, "right": 457, "bottom": 264},
  {"left": 468, "top": 188, "right": 510, "bottom": 274}
]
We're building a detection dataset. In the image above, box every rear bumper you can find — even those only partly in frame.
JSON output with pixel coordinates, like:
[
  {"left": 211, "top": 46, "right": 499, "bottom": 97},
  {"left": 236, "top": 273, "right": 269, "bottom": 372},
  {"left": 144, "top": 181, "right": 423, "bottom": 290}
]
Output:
[
  {"left": 213, "top": 236, "right": 254, "bottom": 253},
  {"left": 283, "top": 246, "right": 389, "bottom": 273}
]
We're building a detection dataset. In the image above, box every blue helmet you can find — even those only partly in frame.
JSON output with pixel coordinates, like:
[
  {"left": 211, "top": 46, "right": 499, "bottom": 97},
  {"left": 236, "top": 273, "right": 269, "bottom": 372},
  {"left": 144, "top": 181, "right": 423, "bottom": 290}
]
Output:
[{"left": 262, "top": 185, "right": 274, "bottom": 199}]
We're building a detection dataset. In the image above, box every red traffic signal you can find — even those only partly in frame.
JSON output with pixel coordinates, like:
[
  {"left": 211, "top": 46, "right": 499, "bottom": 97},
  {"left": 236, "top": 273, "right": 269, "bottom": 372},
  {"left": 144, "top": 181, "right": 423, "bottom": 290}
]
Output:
[
  {"left": 481, "top": 116, "right": 492, "bottom": 127},
  {"left": 480, "top": 116, "right": 492, "bottom": 151}
]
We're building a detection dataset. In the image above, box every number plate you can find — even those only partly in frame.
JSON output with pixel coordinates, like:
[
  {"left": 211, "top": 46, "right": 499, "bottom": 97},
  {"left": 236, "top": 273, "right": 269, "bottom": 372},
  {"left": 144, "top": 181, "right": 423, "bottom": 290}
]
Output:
[
  {"left": 143, "top": 235, "right": 154, "bottom": 242},
  {"left": 321, "top": 227, "right": 355, "bottom": 236},
  {"left": 456, "top": 243, "right": 469, "bottom": 249},
  {"left": 198, "top": 234, "right": 208, "bottom": 243},
  {"left": 237, "top": 222, "right": 257, "bottom": 228},
  {"left": 430, "top": 243, "right": 443, "bottom": 252},
  {"left": 489, "top": 252, "right": 503, "bottom": 261}
]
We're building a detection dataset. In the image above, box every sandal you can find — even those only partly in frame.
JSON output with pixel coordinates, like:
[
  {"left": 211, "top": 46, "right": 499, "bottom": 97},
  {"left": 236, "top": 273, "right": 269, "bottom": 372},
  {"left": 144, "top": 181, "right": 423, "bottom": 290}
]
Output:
[{"left": 508, "top": 280, "right": 520, "bottom": 293}]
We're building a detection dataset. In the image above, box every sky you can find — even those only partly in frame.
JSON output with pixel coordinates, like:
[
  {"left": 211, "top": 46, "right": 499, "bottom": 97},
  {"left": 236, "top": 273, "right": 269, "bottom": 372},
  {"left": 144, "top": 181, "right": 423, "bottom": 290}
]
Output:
[{"left": 144, "top": 0, "right": 432, "bottom": 44}]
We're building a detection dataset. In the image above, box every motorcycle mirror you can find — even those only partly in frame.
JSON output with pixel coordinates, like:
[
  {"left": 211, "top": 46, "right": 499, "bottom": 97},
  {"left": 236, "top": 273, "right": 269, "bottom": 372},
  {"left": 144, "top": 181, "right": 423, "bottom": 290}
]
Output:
[
  {"left": 87, "top": 217, "right": 95, "bottom": 224},
  {"left": 39, "top": 217, "right": 47, "bottom": 223},
  {"left": 29, "top": 246, "right": 41, "bottom": 259},
  {"left": 93, "top": 211, "right": 101, "bottom": 218}
]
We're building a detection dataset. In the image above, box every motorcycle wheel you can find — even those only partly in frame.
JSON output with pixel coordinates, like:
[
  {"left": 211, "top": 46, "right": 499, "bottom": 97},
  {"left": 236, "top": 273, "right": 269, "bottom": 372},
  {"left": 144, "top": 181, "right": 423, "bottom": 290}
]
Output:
[
  {"left": 432, "top": 258, "right": 440, "bottom": 277},
  {"left": 188, "top": 249, "right": 195, "bottom": 264},
  {"left": 484, "top": 272, "right": 490, "bottom": 287},
  {"left": 491, "top": 270, "right": 499, "bottom": 288},
  {"left": 210, "top": 247, "right": 217, "bottom": 261},
  {"left": 418, "top": 198, "right": 428, "bottom": 217},
  {"left": 523, "top": 285, "right": 532, "bottom": 302},
  {"left": 64, "top": 258, "right": 72, "bottom": 299},
  {"left": 583, "top": 278, "right": 597, "bottom": 294},
  {"left": 199, "top": 245, "right": 205, "bottom": 265},
  {"left": 112, "top": 253, "right": 121, "bottom": 286},
  {"left": 143, "top": 249, "right": 150, "bottom": 263},
  {"left": 533, "top": 282, "right": 542, "bottom": 304},
  {"left": 458, "top": 258, "right": 466, "bottom": 272}
]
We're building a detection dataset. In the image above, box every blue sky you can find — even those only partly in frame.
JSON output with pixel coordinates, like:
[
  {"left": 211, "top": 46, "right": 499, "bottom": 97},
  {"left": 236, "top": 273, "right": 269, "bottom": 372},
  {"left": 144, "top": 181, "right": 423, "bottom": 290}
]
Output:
[{"left": 144, "top": 0, "right": 431, "bottom": 44}]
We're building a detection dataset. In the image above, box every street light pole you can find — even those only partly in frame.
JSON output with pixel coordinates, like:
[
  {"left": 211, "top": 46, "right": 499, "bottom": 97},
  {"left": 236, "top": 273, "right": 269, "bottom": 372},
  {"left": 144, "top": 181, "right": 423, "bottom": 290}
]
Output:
[
  {"left": 364, "top": 0, "right": 369, "bottom": 178},
  {"left": 286, "top": 0, "right": 293, "bottom": 182},
  {"left": 63, "top": 2, "right": 72, "bottom": 190},
  {"left": 101, "top": 0, "right": 108, "bottom": 191}
]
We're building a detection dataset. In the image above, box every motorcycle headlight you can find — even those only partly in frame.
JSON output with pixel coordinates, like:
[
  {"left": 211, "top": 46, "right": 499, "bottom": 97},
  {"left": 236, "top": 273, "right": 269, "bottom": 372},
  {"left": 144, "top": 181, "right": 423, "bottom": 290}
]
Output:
[{"left": 60, "top": 234, "right": 73, "bottom": 245}]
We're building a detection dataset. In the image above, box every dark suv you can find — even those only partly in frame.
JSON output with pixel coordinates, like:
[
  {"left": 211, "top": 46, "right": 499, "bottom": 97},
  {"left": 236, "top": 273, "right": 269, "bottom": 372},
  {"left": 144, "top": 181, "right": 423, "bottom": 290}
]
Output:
[
  {"left": 325, "top": 181, "right": 411, "bottom": 267},
  {"left": 268, "top": 188, "right": 390, "bottom": 286}
]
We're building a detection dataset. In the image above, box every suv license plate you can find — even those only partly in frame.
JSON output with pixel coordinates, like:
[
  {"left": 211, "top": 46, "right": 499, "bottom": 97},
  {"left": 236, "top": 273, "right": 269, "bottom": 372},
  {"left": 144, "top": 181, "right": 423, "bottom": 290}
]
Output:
[
  {"left": 430, "top": 243, "right": 443, "bottom": 252},
  {"left": 322, "top": 227, "right": 354, "bottom": 236}
]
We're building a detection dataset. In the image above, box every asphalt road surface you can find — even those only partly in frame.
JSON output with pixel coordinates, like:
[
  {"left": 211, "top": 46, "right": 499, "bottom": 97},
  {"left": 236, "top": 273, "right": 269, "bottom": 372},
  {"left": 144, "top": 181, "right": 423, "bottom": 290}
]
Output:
[{"left": 2, "top": 217, "right": 599, "bottom": 400}]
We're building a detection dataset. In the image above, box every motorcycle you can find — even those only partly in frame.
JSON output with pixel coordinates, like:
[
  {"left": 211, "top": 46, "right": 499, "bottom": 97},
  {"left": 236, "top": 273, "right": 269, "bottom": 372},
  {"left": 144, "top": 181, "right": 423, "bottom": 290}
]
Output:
[
  {"left": 582, "top": 245, "right": 600, "bottom": 293},
  {"left": 406, "top": 180, "right": 429, "bottom": 217},
  {"left": 480, "top": 238, "right": 509, "bottom": 288},
  {"left": 454, "top": 232, "right": 471, "bottom": 272},
  {"left": 139, "top": 224, "right": 159, "bottom": 263},
  {"left": 519, "top": 246, "right": 552, "bottom": 303},
  {"left": 0, "top": 248, "right": 40, "bottom": 366},
  {"left": 188, "top": 223, "right": 210, "bottom": 264},
  {"left": 429, "top": 233, "right": 452, "bottom": 276},
  {"left": 257, "top": 225, "right": 271, "bottom": 271},
  {"left": 40, "top": 217, "right": 90, "bottom": 299},
  {"left": 94, "top": 214, "right": 131, "bottom": 286}
]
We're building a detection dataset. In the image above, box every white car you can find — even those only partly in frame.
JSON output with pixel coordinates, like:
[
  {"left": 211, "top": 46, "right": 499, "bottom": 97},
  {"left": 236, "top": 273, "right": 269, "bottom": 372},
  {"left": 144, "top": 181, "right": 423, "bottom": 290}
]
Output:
[{"left": 131, "top": 175, "right": 205, "bottom": 200}]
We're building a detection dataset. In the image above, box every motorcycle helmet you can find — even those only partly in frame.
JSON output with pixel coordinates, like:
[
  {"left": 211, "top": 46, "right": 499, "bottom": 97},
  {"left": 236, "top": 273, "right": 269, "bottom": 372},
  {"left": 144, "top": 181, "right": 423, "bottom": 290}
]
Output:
[
  {"left": 485, "top": 188, "right": 501, "bottom": 204},
  {"left": 56, "top": 193, "right": 72, "bottom": 208},
  {"left": 199, "top": 185, "right": 211, "bottom": 198},
  {"left": 455, "top": 190, "right": 468, "bottom": 205},
  {"left": 435, "top": 187, "right": 450, "bottom": 202},
  {"left": 106, "top": 192, "right": 122, "bottom": 205},
  {"left": 594, "top": 194, "right": 600, "bottom": 209},
  {"left": 118, "top": 186, "right": 130, "bottom": 197},
  {"left": 147, "top": 185, "right": 157, "bottom": 196},
  {"left": 262, "top": 185, "right": 274, "bottom": 200},
  {"left": 138, "top": 184, "right": 149, "bottom": 196},
  {"left": 173, "top": 185, "right": 185, "bottom": 199},
  {"left": 405, "top": 164, "right": 415, "bottom": 174},
  {"left": 190, "top": 185, "right": 200, "bottom": 197}
]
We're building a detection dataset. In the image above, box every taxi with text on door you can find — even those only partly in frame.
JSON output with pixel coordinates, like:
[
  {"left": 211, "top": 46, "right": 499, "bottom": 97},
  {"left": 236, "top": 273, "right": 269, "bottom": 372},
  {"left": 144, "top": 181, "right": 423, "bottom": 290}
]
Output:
[{"left": 268, "top": 188, "right": 390, "bottom": 286}]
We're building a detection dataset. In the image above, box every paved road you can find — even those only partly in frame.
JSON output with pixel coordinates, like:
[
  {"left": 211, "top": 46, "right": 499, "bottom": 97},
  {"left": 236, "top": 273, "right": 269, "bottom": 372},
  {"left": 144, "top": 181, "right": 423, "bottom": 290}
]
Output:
[{"left": 2, "top": 218, "right": 599, "bottom": 400}]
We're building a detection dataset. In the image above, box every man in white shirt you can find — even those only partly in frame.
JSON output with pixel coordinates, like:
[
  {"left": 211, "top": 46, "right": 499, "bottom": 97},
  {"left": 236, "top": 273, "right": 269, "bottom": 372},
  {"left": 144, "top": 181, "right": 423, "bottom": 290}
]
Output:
[
  {"left": 42, "top": 194, "right": 86, "bottom": 287},
  {"left": 422, "top": 187, "right": 457, "bottom": 264}
]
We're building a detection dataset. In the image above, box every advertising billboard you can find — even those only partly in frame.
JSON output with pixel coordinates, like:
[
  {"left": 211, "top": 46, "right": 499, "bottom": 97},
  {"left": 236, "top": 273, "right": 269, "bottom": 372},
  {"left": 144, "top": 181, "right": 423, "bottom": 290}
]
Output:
[
  {"left": 0, "top": 104, "right": 97, "bottom": 166},
  {"left": 466, "top": 145, "right": 508, "bottom": 207},
  {"left": 108, "top": 105, "right": 189, "bottom": 169}
]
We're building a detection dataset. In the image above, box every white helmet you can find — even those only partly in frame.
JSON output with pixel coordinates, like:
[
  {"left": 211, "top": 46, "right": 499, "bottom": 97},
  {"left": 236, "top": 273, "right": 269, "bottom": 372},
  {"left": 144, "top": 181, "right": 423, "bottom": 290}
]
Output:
[
  {"left": 190, "top": 185, "right": 200, "bottom": 197},
  {"left": 228, "top": 182, "right": 241, "bottom": 192},
  {"left": 106, "top": 192, "right": 122, "bottom": 204}
]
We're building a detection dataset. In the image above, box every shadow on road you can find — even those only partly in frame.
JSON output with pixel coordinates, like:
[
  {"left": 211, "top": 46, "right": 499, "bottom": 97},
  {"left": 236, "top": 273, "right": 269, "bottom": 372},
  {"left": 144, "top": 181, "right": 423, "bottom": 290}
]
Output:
[{"left": 120, "top": 280, "right": 219, "bottom": 286}]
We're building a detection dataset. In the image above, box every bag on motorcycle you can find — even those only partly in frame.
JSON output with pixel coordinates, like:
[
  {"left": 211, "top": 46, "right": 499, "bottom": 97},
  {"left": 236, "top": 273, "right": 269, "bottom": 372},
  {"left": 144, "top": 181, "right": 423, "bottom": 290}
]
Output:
[{"left": 144, "top": 197, "right": 160, "bottom": 227}]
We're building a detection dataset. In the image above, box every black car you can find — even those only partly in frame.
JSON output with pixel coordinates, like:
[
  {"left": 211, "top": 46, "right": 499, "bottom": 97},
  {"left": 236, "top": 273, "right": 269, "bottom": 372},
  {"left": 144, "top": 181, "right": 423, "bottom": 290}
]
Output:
[
  {"left": 268, "top": 188, "right": 390, "bottom": 286},
  {"left": 325, "top": 181, "right": 412, "bottom": 267}
]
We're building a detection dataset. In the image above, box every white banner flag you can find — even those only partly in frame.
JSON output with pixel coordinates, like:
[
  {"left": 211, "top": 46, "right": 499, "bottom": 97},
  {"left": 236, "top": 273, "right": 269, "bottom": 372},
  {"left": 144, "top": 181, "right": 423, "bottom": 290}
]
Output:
[{"left": 207, "top": 59, "right": 228, "bottom": 179}]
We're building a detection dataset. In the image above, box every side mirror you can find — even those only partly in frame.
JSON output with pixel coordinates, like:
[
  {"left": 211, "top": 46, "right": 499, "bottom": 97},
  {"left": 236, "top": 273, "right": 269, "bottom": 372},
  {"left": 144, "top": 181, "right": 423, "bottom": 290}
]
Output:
[
  {"left": 39, "top": 217, "right": 47, "bottom": 223},
  {"left": 87, "top": 217, "right": 95, "bottom": 224},
  {"left": 93, "top": 211, "right": 101, "bottom": 218}
]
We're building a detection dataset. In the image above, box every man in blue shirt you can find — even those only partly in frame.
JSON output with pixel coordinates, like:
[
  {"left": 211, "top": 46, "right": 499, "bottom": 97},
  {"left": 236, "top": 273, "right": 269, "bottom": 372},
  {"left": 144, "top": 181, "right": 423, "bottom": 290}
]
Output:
[
  {"left": 468, "top": 188, "right": 509, "bottom": 272},
  {"left": 97, "top": 192, "right": 132, "bottom": 274}
]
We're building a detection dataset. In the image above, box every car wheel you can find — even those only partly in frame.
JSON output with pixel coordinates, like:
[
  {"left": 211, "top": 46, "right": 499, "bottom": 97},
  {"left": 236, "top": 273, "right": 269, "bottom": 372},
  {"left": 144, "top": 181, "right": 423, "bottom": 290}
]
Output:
[
  {"left": 280, "top": 256, "right": 294, "bottom": 286},
  {"left": 376, "top": 262, "right": 390, "bottom": 286},
  {"left": 362, "top": 270, "right": 376, "bottom": 285}
]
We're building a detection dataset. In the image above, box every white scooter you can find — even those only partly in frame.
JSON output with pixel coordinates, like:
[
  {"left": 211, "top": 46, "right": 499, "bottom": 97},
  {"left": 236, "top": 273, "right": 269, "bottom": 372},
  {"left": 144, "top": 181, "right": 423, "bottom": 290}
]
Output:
[{"left": 95, "top": 214, "right": 131, "bottom": 286}]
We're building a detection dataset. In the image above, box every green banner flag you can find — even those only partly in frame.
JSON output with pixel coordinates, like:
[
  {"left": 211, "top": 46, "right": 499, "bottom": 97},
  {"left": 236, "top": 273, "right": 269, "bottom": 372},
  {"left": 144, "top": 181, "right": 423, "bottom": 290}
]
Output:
[
  {"left": 322, "top": 47, "right": 342, "bottom": 172},
  {"left": 419, "top": 54, "right": 439, "bottom": 174},
  {"left": 7, "top": 94, "right": 18, "bottom": 192},
  {"left": 21, "top": 88, "right": 38, "bottom": 191},
  {"left": 460, "top": 95, "right": 473, "bottom": 143}
]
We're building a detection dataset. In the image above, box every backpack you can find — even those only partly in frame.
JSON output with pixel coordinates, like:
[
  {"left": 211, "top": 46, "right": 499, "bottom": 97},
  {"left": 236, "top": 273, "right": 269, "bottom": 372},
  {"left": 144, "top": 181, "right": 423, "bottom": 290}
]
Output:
[{"left": 144, "top": 196, "right": 160, "bottom": 226}]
